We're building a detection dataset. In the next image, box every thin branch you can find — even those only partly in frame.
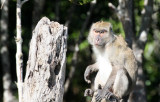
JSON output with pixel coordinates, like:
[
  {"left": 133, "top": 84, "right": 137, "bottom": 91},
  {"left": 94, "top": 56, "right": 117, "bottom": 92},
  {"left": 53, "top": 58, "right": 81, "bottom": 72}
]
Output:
[
  {"left": 16, "top": 0, "right": 29, "bottom": 102},
  {"left": 16, "top": 0, "right": 23, "bottom": 101},
  {"left": 108, "top": 2, "right": 117, "bottom": 13}
]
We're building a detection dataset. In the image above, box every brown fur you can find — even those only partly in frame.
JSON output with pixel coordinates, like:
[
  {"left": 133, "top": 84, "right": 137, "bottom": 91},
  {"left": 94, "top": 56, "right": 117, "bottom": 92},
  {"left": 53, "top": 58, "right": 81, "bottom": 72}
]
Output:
[{"left": 84, "top": 21, "right": 138, "bottom": 102}]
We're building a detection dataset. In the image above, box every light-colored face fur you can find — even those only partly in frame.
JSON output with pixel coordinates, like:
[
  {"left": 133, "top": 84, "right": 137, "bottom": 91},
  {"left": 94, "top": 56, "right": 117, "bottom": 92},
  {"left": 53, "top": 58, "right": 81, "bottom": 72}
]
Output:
[{"left": 88, "top": 21, "right": 113, "bottom": 47}]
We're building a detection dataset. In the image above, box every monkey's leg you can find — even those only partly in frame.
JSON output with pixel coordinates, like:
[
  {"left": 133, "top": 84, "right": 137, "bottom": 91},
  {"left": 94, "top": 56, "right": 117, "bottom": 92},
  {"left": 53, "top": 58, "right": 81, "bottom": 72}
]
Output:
[
  {"left": 95, "top": 66, "right": 119, "bottom": 102},
  {"left": 103, "top": 73, "right": 119, "bottom": 102},
  {"left": 113, "top": 68, "right": 131, "bottom": 101}
]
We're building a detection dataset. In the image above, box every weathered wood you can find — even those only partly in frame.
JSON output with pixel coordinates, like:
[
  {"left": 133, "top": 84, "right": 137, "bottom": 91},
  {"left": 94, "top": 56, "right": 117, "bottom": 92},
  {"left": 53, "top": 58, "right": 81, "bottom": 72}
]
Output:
[{"left": 23, "top": 17, "right": 67, "bottom": 102}]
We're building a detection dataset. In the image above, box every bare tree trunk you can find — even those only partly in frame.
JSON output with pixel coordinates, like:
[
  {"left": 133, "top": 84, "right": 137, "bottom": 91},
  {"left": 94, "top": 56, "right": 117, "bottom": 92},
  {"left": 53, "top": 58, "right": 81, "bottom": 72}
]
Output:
[
  {"left": 131, "top": 0, "right": 153, "bottom": 102},
  {"left": 118, "top": 0, "right": 134, "bottom": 47},
  {"left": 16, "top": 0, "right": 28, "bottom": 102},
  {"left": 109, "top": 0, "right": 134, "bottom": 47},
  {"left": 23, "top": 17, "right": 67, "bottom": 102},
  {"left": 0, "top": 0, "right": 15, "bottom": 102},
  {"left": 32, "top": 0, "right": 45, "bottom": 30}
]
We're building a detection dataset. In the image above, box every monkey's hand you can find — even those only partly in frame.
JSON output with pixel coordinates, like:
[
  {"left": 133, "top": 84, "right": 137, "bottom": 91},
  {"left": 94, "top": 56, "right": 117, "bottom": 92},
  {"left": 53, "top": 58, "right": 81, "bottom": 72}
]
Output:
[
  {"left": 95, "top": 89, "right": 119, "bottom": 102},
  {"left": 84, "top": 89, "right": 94, "bottom": 97},
  {"left": 84, "top": 66, "right": 92, "bottom": 84}
]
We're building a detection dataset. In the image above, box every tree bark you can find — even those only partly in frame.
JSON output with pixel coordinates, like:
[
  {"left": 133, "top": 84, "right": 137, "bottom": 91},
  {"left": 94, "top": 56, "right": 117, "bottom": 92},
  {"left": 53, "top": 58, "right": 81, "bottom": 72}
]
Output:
[
  {"left": 0, "top": 0, "right": 15, "bottom": 102},
  {"left": 131, "top": 0, "right": 153, "bottom": 102},
  {"left": 23, "top": 17, "right": 67, "bottom": 102},
  {"left": 117, "top": 0, "right": 134, "bottom": 48}
]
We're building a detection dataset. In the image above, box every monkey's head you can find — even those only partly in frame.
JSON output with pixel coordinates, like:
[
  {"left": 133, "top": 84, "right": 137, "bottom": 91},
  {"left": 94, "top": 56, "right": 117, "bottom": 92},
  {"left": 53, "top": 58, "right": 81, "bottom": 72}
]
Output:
[{"left": 88, "top": 21, "right": 113, "bottom": 47}]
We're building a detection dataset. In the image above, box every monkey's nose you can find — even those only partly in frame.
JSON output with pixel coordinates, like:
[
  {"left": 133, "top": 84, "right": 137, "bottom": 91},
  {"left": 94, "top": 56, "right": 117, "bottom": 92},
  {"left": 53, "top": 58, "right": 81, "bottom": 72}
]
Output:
[
  {"left": 96, "top": 38, "right": 99, "bottom": 42},
  {"left": 95, "top": 37, "right": 100, "bottom": 45}
]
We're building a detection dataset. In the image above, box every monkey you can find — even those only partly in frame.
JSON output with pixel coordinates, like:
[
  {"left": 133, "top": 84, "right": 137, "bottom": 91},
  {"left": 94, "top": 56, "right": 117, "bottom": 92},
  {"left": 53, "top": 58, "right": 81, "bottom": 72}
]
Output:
[{"left": 84, "top": 21, "right": 137, "bottom": 102}]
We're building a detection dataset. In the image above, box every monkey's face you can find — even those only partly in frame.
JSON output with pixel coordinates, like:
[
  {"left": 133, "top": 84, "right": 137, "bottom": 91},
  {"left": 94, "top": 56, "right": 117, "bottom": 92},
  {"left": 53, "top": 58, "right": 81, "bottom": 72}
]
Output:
[
  {"left": 93, "top": 28, "right": 111, "bottom": 47},
  {"left": 92, "top": 29, "right": 110, "bottom": 46},
  {"left": 88, "top": 21, "right": 113, "bottom": 47}
]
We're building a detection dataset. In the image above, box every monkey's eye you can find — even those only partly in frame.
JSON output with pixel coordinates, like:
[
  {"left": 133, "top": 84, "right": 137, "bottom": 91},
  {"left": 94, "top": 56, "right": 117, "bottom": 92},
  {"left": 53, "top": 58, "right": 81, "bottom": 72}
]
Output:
[
  {"left": 94, "top": 30, "right": 99, "bottom": 33},
  {"left": 93, "top": 29, "right": 97, "bottom": 32},
  {"left": 100, "top": 30, "right": 107, "bottom": 33}
]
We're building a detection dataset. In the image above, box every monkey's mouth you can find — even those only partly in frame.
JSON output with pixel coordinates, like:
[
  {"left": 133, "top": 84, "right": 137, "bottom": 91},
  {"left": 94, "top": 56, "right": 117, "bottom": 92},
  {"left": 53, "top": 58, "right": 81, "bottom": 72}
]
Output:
[
  {"left": 95, "top": 41, "right": 100, "bottom": 46},
  {"left": 94, "top": 40, "right": 106, "bottom": 47},
  {"left": 95, "top": 41, "right": 101, "bottom": 46},
  {"left": 94, "top": 42, "right": 104, "bottom": 47}
]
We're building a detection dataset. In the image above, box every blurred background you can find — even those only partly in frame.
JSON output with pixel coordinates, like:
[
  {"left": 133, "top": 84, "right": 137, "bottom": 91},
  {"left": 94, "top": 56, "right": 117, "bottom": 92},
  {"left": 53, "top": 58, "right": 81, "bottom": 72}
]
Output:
[{"left": 0, "top": 0, "right": 160, "bottom": 102}]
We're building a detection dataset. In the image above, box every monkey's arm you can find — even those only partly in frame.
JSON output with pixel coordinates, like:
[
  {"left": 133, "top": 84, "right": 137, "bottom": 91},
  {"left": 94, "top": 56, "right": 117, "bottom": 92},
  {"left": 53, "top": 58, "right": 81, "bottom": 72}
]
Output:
[
  {"left": 84, "top": 63, "right": 99, "bottom": 84},
  {"left": 103, "top": 64, "right": 121, "bottom": 89}
]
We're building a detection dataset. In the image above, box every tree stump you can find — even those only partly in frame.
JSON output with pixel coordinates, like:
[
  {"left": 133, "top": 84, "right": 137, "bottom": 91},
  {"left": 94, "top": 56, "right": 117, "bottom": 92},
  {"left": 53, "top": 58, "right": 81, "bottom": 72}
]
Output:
[{"left": 23, "top": 17, "right": 67, "bottom": 102}]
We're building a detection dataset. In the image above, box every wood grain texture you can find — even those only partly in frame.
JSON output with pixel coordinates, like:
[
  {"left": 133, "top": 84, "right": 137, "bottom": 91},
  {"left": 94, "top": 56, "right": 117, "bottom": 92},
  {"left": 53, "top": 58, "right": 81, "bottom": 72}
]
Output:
[{"left": 23, "top": 17, "right": 67, "bottom": 102}]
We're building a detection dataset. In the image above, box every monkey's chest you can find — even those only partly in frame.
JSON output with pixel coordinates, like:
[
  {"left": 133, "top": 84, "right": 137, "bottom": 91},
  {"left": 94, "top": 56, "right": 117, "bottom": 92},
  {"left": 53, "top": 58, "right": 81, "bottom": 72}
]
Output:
[{"left": 94, "top": 57, "right": 112, "bottom": 90}]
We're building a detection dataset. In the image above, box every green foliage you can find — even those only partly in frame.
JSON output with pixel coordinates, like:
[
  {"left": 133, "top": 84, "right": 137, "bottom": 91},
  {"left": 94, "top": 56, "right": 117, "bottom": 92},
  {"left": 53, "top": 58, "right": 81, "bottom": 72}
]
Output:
[
  {"left": 109, "top": 18, "right": 125, "bottom": 36},
  {"left": 144, "top": 38, "right": 160, "bottom": 101},
  {"left": 79, "top": 40, "right": 89, "bottom": 50}
]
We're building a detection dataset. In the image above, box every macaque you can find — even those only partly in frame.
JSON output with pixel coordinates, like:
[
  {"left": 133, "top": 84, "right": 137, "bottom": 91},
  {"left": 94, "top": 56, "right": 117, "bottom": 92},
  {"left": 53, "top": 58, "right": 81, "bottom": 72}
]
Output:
[{"left": 84, "top": 21, "right": 137, "bottom": 102}]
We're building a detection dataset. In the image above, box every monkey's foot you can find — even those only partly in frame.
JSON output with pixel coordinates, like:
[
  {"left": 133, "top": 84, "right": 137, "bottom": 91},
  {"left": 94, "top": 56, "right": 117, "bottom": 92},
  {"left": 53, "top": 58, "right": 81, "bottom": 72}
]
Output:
[
  {"left": 105, "top": 91, "right": 119, "bottom": 102},
  {"left": 84, "top": 89, "right": 94, "bottom": 97},
  {"left": 95, "top": 89, "right": 119, "bottom": 102}
]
